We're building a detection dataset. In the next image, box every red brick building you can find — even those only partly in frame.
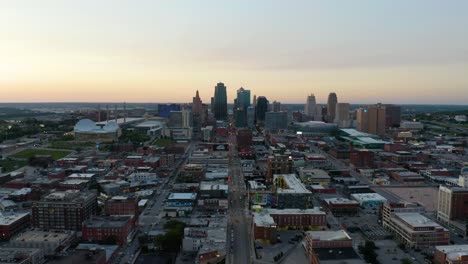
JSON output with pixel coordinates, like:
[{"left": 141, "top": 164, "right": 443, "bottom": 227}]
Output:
[
  {"left": 323, "top": 198, "right": 360, "bottom": 216},
  {"left": 252, "top": 209, "right": 326, "bottom": 244},
  {"left": 349, "top": 150, "right": 374, "bottom": 168},
  {"left": 82, "top": 215, "right": 135, "bottom": 246},
  {"left": 104, "top": 197, "right": 138, "bottom": 216},
  {"left": 0, "top": 212, "right": 30, "bottom": 240},
  {"left": 269, "top": 209, "right": 326, "bottom": 228}
]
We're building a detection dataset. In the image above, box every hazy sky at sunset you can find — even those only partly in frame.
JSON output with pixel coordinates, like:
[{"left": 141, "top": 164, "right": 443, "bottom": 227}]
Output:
[{"left": 1, "top": 1, "right": 468, "bottom": 104}]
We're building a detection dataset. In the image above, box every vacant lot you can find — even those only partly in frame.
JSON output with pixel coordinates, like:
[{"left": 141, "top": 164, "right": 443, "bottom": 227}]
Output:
[
  {"left": 12, "top": 149, "right": 70, "bottom": 160},
  {"left": 0, "top": 159, "right": 28, "bottom": 172},
  {"left": 152, "top": 138, "right": 175, "bottom": 147}
]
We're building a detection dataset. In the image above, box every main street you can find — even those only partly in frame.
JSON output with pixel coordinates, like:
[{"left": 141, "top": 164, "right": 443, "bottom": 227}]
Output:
[
  {"left": 227, "top": 133, "right": 252, "bottom": 264},
  {"left": 114, "top": 142, "right": 194, "bottom": 264}
]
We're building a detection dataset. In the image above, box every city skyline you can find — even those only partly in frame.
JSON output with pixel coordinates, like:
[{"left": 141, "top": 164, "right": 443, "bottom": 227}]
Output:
[{"left": 1, "top": 1, "right": 468, "bottom": 104}]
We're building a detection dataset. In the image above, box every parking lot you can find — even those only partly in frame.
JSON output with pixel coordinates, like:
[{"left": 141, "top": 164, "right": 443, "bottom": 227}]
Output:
[{"left": 254, "top": 230, "right": 304, "bottom": 262}]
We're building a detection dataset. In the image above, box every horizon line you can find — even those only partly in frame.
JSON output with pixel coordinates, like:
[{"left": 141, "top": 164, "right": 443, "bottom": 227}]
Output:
[{"left": 1, "top": 101, "right": 468, "bottom": 106}]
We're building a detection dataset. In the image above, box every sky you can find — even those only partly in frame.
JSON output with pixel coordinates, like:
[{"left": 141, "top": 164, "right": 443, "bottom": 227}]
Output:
[{"left": 0, "top": 1, "right": 468, "bottom": 104}]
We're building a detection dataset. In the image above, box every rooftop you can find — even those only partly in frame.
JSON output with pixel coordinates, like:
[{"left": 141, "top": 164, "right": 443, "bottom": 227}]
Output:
[
  {"left": 12, "top": 230, "right": 75, "bottom": 243},
  {"left": 274, "top": 174, "right": 311, "bottom": 194},
  {"left": 351, "top": 193, "right": 387, "bottom": 202},
  {"left": 200, "top": 182, "right": 228, "bottom": 191},
  {"left": 306, "top": 230, "right": 351, "bottom": 241},
  {"left": 68, "top": 173, "right": 95, "bottom": 179},
  {"left": 168, "top": 193, "right": 197, "bottom": 200},
  {"left": 84, "top": 216, "right": 133, "bottom": 228},
  {"left": 253, "top": 211, "right": 275, "bottom": 227},
  {"left": 0, "top": 212, "right": 30, "bottom": 226},
  {"left": 324, "top": 197, "right": 360, "bottom": 205},
  {"left": 395, "top": 212, "right": 444, "bottom": 229},
  {"left": 268, "top": 208, "right": 325, "bottom": 215}
]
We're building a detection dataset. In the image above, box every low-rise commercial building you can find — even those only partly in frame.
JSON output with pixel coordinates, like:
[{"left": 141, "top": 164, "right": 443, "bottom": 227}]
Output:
[
  {"left": 274, "top": 174, "right": 313, "bottom": 209},
  {"left": 252, "top": 208, "right": 326, "bottom": 244},
  {"left": 0, "top": 212, "right": 30, "bottom": 240},
  {"left": 104, "top": 196, "right": 138, "bottom": 216},
  {"left": 82, "top": 215, "right": 135, "bottom": 246},
  {"left": 0, "top": 247, "right": 44, "bottom": 264},
  {"left": 350, "top": 193, "right": 387, "bottom": 207},
  {"left": 434, "top": 245, "right": 468, "bottom": 264},
  {"left": 304, "top": 230, "right": 362, "bottom": 264},
  {"left": 323, "top": 198, "right": 360, "bottom": 216},
  {"left": 10, "top": 230, "right": 76, "bottom": 255},
  {"left": 385, "top": 212, "right": 449, "bottom": 249},
  {"left": 167, "top": 193, "right": 197, "bottom": 207}
]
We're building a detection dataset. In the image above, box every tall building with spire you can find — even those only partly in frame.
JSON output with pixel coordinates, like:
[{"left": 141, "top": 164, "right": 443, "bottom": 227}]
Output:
[
  {"left": 192, "top": 90, "right": 203, "bottom": 135},
  {"left": 327, "top": 93, "right": 338, "bottom": 122},
  {"left": 213, "top": 82, "right": 228, "bottom": 120},
  {"left": 304, "top": 94, "right": 316, "bottom": 117}
]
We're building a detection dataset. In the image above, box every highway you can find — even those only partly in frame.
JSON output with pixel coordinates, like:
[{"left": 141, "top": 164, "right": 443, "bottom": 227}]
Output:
[{"left": 227, "top": 133, "right": 252, "bottom": 264}]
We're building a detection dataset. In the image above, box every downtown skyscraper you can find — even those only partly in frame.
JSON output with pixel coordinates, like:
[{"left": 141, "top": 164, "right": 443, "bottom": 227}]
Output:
[
  {"left": 213, "top": 82, "right": 228, "bottom": 120},
  {"left": 304, "top": 94, "right": 317, "bottom": 117},
  {"left": 327, "top": 92, "right": 338, "bottom": 122}
]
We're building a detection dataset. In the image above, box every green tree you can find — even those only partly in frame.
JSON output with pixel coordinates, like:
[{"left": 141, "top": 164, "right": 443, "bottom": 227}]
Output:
[
  {"left": 401, "top": 258, "right": 412, "bottom": 264},
  {"left": 102, "top": 235, "right": 118, "bottom": 245}
]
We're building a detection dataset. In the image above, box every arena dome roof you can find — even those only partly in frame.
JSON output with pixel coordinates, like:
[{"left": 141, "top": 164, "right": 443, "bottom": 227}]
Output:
[
  {"left": 103, "top": 121, "right": 120, "bottom": 132},
  {"left": 74, "top": 119, "right": 99, "bottom": 132}
]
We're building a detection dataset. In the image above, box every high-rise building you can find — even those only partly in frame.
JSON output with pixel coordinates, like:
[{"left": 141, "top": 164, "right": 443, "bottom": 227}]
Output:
[
  {"left": 314, "top": 105, "right": 323, "bottom": 121},
  {"left": 327, "top": 93, "right": 338, "bottom": 122},
  {"left": 265, "top": 112, "right": 288, "bottom": 132},
  {"left": 384, "top": 104, "right": 401, "bottom": 128},
  {"left": 192, "top": 90, "right": 202, "bottom": 114},
  {"left": 256, "top": 96, "right": 269, "bottom": 123},
  {"left": 234, "top": 107, "right": 247, "bottom": 128},
  {"left": 247, "top": 106, "right": 255, "bottom": 128},
  {"left": 213, "top": 82, "right": 228, "bottom": 120},
  {"left": 334, "top": 103, "right": 350, "bottom": 128},
  {"left": 272, "top": 101, "right": 281, "bottom": 112},
  {"left": 236, "top": 87, "right": 250, "bottom": 108},
  {"left": 192, "top": 90, "right": 203, "bottom": 134},
  {"left": 31, "top": 190, "right": 97, "bottom": 231},
  {"left": 356, "top": 104, "right": 386, "bottom": 137},
  {"left": 168, "top": 110, "right": 192, "bottom": 128},
  {"left": 304, "top": 94, "right": 316, "bottom": 117},
  {"left": 158, "top": 103, "right": 181, "bottom": 118}
]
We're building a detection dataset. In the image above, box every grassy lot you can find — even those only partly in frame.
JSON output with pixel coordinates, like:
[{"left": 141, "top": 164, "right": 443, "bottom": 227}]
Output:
[
  {"left": 152, "top": 138, "right": 175, "bottom": 147},
  {"left": 11, "top": 149, "right": 71, "bottom": 160},
  {"left": 50, "top": 141, "right": 95, "bottom": 150},
  {"left": 0, "top": 159, "right": 28, "bottom": 172}
]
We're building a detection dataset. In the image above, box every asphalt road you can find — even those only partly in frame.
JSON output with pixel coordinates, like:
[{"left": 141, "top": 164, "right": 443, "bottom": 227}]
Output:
[
  {"left": 114, "top": 143, "right": 194, "bottom": 264},
  {"left": 227, "top": 133, "right": 252, "bottom": 264}
]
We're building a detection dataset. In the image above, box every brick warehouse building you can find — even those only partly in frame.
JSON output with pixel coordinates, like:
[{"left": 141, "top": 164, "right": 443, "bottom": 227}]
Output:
[
  {"left": 104, "top": 196, "right": 138, "bottom": 216},
  {"left": 82, "top": 215, "right": 135, "bottom": 246},
  {"left": 32, "top": 190, "right": 97, "bottom": 231}
]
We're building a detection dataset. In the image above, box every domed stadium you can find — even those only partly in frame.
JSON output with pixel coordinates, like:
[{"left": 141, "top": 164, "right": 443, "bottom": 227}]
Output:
[
  {"left": 292, "top": 121, "right": 338, "bottom": 135},
  {"left": 74, "top": 119, "right": 121, "bottom": 142}
]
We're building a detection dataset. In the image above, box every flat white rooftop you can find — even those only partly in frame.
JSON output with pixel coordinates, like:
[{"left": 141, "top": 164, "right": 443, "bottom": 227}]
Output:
[
  {"left": 0, "top": 212, "right": 30, "bottom": 226},
  {"left": 395, "top": 212, "right": 443, "bottom": 228},
  {"left": 168, "top": 193, "right": 197, "bottom": 200},
  {"left": 306, "top": 230, "right": 351, "bottom": 241},
  {"left": 274, "top": 174, "right": 311, "bottom": 194},
  {"left": 324, "top": 198, "right": 360, "bottom": 205}
]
